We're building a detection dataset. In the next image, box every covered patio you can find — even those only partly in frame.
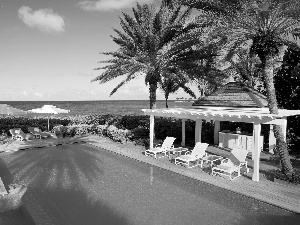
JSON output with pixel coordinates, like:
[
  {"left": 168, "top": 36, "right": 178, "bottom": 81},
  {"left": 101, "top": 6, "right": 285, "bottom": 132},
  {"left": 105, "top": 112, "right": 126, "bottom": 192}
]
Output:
[
  {"left": 142, "top": 82, "right": 300, "bottom": 182},
  {"left": 142, "top": 107, "right": 300, "bottom": 182}
]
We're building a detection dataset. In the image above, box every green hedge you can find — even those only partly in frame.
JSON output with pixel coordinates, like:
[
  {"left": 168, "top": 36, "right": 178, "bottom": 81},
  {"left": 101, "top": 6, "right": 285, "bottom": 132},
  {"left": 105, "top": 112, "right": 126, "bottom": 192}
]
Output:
[
  {"left": 0, "top": 116, "right": 70, "bottom": 135},
  {"left": 2, "top": 114, "right": 297, "bottom": 154}
]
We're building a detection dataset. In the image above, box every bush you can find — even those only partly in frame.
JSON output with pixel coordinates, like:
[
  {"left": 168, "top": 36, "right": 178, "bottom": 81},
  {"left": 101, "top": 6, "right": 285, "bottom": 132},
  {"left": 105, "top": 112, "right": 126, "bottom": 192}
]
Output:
[
  {"left": 92, "top": 125, "right": 131, "bottom": 143},
  {"left": 271, "top": 169, "right": 300, "bottom": 184}
]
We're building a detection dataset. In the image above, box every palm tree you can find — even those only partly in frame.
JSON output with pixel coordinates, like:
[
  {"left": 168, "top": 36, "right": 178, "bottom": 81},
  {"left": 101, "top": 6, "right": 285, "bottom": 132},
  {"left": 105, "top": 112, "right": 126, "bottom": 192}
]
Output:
[
  {"left": 91, "top": 2, "right": 200, "bottom": 109},
  {"left": 159, "top": 75, "right": 195, "bottom": 108},
  {"left": 181, "top": 0, "right": 300, "bottom": 175},
  {"left": 223, "top": 48, "right": 264, "bottom": 89}
]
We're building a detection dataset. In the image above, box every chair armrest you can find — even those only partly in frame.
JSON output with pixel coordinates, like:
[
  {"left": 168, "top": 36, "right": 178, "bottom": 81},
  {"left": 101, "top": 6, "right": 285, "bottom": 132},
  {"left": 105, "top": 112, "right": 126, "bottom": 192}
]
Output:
[
  {"left": 184, "top": 151, "right": 192, "bottom": 155},
  {"left": 220, "top": 158, "right": 229, "bottom": 164}
]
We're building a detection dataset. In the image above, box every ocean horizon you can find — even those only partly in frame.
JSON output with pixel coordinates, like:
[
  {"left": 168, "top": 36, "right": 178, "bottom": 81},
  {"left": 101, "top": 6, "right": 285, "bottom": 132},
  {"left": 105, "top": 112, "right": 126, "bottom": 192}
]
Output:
[{"left": 0, "top": 100, "right": 193, "bottom": 116}]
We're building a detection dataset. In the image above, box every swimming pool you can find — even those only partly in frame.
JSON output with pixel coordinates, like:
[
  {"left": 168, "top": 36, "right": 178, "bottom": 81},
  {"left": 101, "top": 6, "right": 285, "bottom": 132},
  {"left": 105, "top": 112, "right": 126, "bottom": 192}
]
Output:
[{"left": 1, "top": 144, "right": 299, "bottom": 225}]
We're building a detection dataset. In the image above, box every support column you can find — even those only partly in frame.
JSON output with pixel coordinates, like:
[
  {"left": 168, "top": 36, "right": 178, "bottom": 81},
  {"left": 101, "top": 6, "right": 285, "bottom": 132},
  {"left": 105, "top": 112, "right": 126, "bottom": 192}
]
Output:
[
  {"left": 181, "top": 119, "right": 186, "bottom": 146},
  {"left": 195, "top": 119, "right": 202, "bottom": 143},
  {"left": 269, "top": 125, "right": 276, "bottom": 154},
  {"left": 214, "top": 120, "right": 220, "bottom": 145},
  {"left": 252, "top": 123, "right": 261, "bottom": 182},
  {"left": 282, "top": 118, "right": 287, "bottom": 141},
  {"left": 149, "top": 115, "right": 154, "bottom": 149}
]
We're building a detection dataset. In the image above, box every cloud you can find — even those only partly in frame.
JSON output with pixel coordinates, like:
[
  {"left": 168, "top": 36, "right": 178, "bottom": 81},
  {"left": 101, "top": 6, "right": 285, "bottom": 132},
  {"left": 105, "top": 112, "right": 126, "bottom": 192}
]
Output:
[
  {"left": 77, "top": 0, "right": 153, "bottom": 11},
  {"left": 18, "top": 6, "right": 65, "bottom": 34},
  {"left": 34, "top": 92, "right": 43, "bottom": 98}
]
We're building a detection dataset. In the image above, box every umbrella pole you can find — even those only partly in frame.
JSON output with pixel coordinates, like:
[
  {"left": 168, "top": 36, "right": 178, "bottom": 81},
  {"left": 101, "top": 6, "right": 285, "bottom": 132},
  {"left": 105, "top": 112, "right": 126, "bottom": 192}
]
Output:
[{"left": 48, "top": 117, "right": 50, "bottom": 131}]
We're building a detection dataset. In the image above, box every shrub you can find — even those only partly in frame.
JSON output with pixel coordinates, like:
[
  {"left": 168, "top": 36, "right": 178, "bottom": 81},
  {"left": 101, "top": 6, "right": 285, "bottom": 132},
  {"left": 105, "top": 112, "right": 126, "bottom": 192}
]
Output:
[{"left": 271, "top": 169, "right": 300, "bottom": 184}]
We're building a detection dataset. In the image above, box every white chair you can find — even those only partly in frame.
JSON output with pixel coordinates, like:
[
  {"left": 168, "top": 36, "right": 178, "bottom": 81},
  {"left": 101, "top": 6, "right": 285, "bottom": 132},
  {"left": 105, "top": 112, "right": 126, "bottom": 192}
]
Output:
[
  {"left": 175, "top": 142, "right": 209, "bottom": 168},
  {"left": 212, "top": 149, "right": 250, "bottom": 181},
  {"left": 145, "top": 137, "right": 176, "bottom": 159}
]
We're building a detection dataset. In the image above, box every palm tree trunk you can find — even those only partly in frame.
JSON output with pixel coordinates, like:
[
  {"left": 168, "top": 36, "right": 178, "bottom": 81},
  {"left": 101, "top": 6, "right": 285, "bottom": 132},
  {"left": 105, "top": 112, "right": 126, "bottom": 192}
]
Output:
[
  {"left": 165, "top": 93, "right": 169, "bottom": 108},
  {"left": 149, "top": 82, "right": 157, "bottom": 109},
  {"left": 261, "top": 56, "right": 294, "bottom": 175}
]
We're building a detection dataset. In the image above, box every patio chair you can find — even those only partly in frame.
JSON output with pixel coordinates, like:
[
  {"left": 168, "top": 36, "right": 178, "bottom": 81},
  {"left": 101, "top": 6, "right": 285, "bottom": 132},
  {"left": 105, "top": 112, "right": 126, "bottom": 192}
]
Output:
[
  {"left": 9, "top": 128, "right": 21, "bottom": 139},
  {"left": 10, "top": 129, "right": 33, "bottom": 141},
  {"left": 175, "top": 142, "right": 209, "bottom": 168},
  {"left": 28, "top": 127, "right": 51, "bottom": 139},
  {"left": 145, "top": 137, "right": 176, "bottom": 159},
  {"left": 212, "top": 149, "right": 250, "bottom": 181}
]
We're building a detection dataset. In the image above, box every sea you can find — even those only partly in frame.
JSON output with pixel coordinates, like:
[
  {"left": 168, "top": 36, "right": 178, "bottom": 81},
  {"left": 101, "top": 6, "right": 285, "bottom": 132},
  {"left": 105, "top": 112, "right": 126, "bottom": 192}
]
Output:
[{"left": 0, "top": 100, "right": 193, "bottom": 116}]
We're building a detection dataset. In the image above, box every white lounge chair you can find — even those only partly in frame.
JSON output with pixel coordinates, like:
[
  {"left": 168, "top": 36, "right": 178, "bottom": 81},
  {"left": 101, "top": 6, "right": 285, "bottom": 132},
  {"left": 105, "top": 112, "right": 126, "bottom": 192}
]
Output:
[
  {"left": 9, "top": 129, "right": 33, "bottom": 141},
  {"left": 28, "top": 127, "right": 52, "bottom": 139},
  {"left": 145, "top": 137, "right": 176, "bottom": 159},
  {"left": 212, "top": 149, "right": 250, "bottom": 181},
  {"left": 9, "top": 128, "right": 21, "bottom": 139},
  {"left": 175, "top": 142, "right": 209, "bottom": 168}
]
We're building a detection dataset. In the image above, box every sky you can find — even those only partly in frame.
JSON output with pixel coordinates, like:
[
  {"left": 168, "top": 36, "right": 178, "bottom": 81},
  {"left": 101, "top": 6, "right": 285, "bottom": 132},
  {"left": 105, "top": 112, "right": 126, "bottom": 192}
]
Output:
[{"left": 1, "top": 0, "right": 196, "bottom": 101}]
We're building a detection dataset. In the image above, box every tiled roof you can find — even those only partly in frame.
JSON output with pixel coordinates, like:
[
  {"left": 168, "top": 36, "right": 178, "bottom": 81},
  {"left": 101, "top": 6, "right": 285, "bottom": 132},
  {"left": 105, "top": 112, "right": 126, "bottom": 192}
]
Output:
[{"left": 192, "top": 82, "right": 268, "bottom": 108}]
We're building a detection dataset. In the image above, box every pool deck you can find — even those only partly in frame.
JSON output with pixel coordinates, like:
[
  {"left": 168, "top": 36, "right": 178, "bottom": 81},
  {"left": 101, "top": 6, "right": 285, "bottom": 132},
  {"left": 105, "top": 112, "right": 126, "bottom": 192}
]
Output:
[{"left": 0, "top": 134, "right": 299, "bottom": 216}]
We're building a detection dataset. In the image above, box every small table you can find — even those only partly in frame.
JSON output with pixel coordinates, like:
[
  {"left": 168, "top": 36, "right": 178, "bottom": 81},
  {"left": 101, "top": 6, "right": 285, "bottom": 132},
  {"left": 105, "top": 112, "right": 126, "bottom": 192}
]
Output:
[
  {"left": 202, "top": 155, "right": 223, "bottom": 168},
  {"left": 168, "top": 147, "right": 188, "bottom": 159}
]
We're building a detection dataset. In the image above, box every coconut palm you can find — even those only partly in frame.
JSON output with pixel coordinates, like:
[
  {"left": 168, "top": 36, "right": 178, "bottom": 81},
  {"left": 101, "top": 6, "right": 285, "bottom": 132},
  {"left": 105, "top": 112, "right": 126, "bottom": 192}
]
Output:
[
  {"left": 159, "top": 75, "right": 196, "bottom": 108},
  {"left": 223, "top": 48, "right": 264, "bottom": 89},
  {"left": 91, "top": 2, "right": 201, "bottom": 109},
  {"left": 180, "top": 0, "right": 300, "bottom": 175}
]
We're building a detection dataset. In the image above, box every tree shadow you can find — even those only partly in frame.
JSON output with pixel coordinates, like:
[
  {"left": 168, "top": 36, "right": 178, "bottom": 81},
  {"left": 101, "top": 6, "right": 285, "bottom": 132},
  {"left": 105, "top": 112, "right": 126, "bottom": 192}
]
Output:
[
  {"left": 2, "top": 141, "right": 104, "bottom": 190},
  {"left": 26, "top": 186, "right": 130, "bottom": 225},
  {"left": 0, "top": 158, "right": 15, "bottom": 191}
]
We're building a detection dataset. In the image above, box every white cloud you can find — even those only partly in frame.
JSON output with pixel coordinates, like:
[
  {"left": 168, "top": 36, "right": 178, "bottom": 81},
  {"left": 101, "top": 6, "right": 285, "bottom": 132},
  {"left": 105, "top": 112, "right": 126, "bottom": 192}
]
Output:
[
  {"left": 77, "top": 0, "right": 153, "bottom": 11},
  {"left": 34, "top": 92, "right": 43, "bottom": 98},
  {"left": 21, "top": 91, "right": 28, "bottom": 95},
  {"left": 18, "top": 6, "right": 65, "bottom": 34}
]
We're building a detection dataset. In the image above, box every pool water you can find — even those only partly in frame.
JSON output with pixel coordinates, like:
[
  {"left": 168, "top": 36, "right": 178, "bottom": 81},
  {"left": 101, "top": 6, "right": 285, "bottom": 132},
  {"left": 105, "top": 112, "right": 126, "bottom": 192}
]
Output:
[{"left": 1, "top": 144, "right": 299, "bottom": 225}]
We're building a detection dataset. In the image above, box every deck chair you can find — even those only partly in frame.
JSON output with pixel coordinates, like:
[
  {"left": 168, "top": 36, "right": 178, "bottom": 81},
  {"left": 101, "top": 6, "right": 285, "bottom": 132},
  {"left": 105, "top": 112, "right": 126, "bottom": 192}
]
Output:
[
  {"left": 212, "top": 149, "right": 250, "bottom": 181},
  {"left": 175, "top": 142, "right": 209, "bottom": 168},
  {"left": 28, "top": 127, "right": 51, "bottom": 139},
  {"left": 9, "top": 128, "right": 21, "bottom": 139},
  {"left": 145, "top": 137, "right": 176, "bottom": 159},
  {"left": 10, "top": 129, "right": 33, "bottom": 141}
]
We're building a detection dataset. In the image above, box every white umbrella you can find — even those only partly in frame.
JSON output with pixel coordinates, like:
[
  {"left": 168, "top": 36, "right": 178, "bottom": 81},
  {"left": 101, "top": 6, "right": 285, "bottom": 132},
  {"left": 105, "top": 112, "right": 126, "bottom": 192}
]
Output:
[
  {"left": 0, "top": 104, "right": 27, "bottom": 116},
  {"left": 28, "top": 105, "right": 70, "bottom": 131}
]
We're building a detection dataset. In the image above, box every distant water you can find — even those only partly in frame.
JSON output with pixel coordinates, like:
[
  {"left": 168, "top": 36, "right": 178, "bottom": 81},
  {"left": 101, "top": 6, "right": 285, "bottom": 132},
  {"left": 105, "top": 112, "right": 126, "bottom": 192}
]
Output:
[{"left": 0, "top": 100, "right": 193, "bottom": 116}]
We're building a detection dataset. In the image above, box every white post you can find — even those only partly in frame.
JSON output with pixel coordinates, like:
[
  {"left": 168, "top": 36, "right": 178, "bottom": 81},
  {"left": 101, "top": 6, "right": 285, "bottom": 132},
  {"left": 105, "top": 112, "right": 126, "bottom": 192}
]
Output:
[
  {"left": 214, "top": 120, "right": 220, "bottom": 145},
  {"left": 282, "top": 118, "right": 287, "bottom": 141},
  {"left": 181, "top": 119, "right": 186, "bottom": 146},
  {"left": 195, "top": 119, "right": 202, "bottom": 143},
  {"left": 150, "top": 115, "right": 154, "bottom": 149},
  {"left": 269, "top": 125, "right": 276, "bottom": 154},
  {"left": 252, "top": 123, "right": 261, "bottom": 182}
]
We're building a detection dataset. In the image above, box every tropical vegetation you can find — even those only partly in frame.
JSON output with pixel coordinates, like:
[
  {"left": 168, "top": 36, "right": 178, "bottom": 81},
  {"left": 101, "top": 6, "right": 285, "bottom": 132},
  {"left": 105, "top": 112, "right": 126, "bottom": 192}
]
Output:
[
  {"left": 175, "top": 0, "right": 300, "bottom": 176},
  {"left": 92, "top": 2, "right": 203, "bottom": 109},
  {"left": 275, "top": 46, "right": 300, "bottom": 151},
  {"left": 93, "top": 0, "right": 300, "bottom": 177},
  {"left": 159, "top": 76, "right": 195, "bottom": 108}
]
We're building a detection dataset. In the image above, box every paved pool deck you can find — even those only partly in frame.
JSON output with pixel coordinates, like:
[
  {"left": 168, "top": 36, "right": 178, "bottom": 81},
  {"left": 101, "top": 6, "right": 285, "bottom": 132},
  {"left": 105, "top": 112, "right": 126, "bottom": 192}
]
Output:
[{"left": 0, "top": 134, "right": 299, "bottom": 216}]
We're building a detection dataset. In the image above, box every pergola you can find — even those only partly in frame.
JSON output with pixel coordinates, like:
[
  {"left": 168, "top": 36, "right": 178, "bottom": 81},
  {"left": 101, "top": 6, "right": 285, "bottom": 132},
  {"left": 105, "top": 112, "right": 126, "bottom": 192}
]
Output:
[
  {"left": 142, "top": 107, "right": 300, "bottom": 181},
  {"left": 142, "top": 81, "right": 300, "bottom": 182}
]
